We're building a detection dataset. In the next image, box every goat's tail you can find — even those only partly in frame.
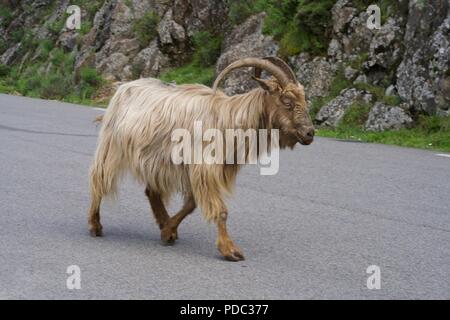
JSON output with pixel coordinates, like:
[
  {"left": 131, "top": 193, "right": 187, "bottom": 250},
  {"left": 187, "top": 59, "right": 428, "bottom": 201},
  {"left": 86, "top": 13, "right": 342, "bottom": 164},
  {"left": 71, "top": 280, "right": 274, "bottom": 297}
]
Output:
[{"left": 89, "top": 127, "right": 123, "bottom": 200}]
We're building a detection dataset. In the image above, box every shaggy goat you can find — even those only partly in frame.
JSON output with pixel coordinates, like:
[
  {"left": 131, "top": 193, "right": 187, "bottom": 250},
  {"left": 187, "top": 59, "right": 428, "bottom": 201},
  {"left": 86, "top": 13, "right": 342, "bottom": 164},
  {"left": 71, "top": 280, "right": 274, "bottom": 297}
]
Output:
[{"left": 88, "top": 57, "right": 315, "bottom": 261}]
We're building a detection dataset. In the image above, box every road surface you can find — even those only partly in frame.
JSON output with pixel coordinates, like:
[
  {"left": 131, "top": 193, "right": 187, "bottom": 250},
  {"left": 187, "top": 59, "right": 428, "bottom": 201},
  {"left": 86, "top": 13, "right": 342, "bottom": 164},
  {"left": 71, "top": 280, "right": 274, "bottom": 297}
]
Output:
[{"left": 0, "top": 94, "right": 449, "bottom": 299}]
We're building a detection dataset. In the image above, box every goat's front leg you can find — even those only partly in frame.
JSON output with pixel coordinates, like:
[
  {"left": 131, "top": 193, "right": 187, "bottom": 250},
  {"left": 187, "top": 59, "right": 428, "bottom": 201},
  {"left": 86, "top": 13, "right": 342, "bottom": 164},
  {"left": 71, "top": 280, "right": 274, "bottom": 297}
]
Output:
[{"left": 216, "top": 211, "right": 245, "bottom": 261}]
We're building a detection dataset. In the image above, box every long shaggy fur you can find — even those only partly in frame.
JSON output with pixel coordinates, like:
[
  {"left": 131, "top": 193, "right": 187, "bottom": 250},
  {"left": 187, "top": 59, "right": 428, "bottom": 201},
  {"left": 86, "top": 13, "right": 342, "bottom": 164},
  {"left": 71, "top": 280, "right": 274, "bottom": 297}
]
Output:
[{"left": 90, "top": 78, "right": 268, "bottom": 222}]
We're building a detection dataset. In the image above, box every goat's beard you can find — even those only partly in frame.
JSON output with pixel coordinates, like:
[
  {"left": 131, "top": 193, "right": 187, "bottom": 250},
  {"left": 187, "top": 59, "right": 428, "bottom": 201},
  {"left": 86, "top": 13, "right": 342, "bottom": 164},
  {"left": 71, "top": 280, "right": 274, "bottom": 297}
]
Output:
[{"left": 279, "top": 133, "right": 298, "bottom": 149}]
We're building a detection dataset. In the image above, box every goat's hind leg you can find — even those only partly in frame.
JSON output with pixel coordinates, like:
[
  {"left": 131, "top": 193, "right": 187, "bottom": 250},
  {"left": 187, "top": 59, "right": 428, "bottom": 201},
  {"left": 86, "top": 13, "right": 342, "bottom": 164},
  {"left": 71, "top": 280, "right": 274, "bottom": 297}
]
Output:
[
  {"left": 160, "top": 195, "right": 196, "bottom": 244},
  {"left": 88, "top": 163, "right": 107, "bottom": 237},
  {"left": 146, "top": 189, "right": 196, "bottom": 245},
  {"left": 145, "top": 188, "right": 173, "bottom": 243},
  {"left": 88, "top": 133, "right": 121, "bottom": 237},
  {"left": 88, "top": 192, "right": 103, "bottom": 237}
]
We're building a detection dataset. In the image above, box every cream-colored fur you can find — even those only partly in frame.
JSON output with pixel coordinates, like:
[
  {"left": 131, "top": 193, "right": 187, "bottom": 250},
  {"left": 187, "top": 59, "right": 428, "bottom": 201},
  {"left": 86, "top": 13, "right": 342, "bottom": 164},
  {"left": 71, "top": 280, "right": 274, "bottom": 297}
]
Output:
[{"left": 90, "top": 78, "right": 267, "bottom": 222}]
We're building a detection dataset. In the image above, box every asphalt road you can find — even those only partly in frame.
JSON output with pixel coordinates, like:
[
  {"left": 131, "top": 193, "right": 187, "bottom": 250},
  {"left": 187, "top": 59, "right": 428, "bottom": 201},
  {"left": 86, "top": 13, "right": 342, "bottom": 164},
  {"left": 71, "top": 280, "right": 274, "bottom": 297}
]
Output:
[{"left": 0, "top": 93, "right": 449, "bottom": 300}]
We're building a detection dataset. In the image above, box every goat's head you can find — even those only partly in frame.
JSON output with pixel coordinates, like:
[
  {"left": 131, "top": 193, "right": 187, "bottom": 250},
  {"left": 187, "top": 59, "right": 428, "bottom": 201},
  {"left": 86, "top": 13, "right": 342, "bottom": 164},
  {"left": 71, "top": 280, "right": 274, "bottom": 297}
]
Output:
[{"left": 213, "top": 57, "right": 315, "bottom": 148}]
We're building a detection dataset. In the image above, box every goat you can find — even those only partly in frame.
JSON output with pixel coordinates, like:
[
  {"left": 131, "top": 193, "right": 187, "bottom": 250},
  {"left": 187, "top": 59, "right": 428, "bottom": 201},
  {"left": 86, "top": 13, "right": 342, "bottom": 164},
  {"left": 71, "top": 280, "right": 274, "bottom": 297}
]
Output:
[{"left": 88, "top": 57, "right": 315, "bottom": 261}]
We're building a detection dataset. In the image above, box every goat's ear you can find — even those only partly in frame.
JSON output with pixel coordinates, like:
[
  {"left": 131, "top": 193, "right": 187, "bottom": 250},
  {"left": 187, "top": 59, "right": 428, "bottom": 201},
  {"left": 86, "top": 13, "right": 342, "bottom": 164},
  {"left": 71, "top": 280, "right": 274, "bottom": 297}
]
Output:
[{"left": 252, "top": 76, "right": 280, "bottom": 93}]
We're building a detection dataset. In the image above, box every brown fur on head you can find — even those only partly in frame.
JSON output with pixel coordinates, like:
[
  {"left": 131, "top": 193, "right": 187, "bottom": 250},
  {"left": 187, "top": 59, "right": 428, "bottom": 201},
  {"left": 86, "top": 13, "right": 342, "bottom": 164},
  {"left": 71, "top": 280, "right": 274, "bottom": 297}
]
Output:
[{"left": 253, "top": 77, "right": 315, "bottom": 148}]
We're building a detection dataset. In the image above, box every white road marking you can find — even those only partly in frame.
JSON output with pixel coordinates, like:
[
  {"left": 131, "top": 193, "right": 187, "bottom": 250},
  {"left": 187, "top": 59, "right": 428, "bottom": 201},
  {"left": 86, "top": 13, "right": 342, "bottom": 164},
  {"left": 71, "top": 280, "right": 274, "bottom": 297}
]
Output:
[
  {"left": 94, "top": 107, "right": 105, "bottom": 112},
  {"left": 436, "top": 154, "right": 450, "bottom": 158}
]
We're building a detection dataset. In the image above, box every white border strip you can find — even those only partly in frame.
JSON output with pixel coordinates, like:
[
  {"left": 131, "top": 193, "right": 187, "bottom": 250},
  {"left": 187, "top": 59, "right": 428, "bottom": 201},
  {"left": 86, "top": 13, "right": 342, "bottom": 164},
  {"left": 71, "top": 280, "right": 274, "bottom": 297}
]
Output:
[{"left": 436, "top": 154, "right": 450, "bottom": 158}]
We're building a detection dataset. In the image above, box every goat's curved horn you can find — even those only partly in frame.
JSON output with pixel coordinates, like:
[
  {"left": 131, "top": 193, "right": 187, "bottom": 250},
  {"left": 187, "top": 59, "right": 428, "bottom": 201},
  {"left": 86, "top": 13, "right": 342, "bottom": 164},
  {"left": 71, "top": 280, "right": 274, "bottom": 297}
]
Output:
[
  {"left": 213, "top": 57, "right": 291, "bottom": 93},
  {"left": 254, "top": 57, "right": 297, "bottom": 83}
]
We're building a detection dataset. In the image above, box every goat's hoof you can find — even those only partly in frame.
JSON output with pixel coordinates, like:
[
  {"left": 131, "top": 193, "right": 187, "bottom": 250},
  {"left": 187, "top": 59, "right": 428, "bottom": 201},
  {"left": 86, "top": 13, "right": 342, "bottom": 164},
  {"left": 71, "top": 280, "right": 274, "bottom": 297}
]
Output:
[
  {"left": 218, "top": 243, "right": 245, "bottom": 262},
  {"left": 223, "top": 250, "right": 245, "bottom": 262},
  {"left": 89, "top": 227, "right": 103, "bottom": 237},
  {"left": 161, "top": 228, "right": 178, "bottom": 245}
]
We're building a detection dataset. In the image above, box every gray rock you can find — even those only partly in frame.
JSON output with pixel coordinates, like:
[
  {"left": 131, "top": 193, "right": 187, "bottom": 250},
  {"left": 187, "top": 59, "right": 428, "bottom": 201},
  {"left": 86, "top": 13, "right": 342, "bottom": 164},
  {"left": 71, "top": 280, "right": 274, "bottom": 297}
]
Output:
[
  {"left": 132, "top": 40, "right": 169, "bottom": 78},
  {"left": 215, "top": 13, "right": 278, "bottom": 95},
  {"left": 367, "top": 17, "right": 404, "bottom": 70},
  {"left": 157, "top": 9, "right": 186, "bottom": 45},
  {"left": 0, "top": 43, "right": 21, "bottom": 65},
  {"left": 331, "top": 0, "right": 357, "bottom": 34},
  {"left": 344, "top": 66, "right": 358, "bottom": 80},
  {"left": 290, "top": 54, "right": 338, "bottom": 101},
  {"left": 396, "top": 0, "right": 450, "bottom": 115},
  {"left": 354, "top": 74, "right": 368, "bottom": 84},
  {"left": 57, "top": 31, "right": 79, "bottom": 52},
  {"left": 96, "top": 52, "right": 130, "bottom": 81},
  {"left": 365, "top": 102, "right": 413, "bottom": 131},
  {"left": 328, "top": 39, "right": 342, "bottom": 61},
  {"left": 315, "top": 88, "right": 373, "bottom": 128}
]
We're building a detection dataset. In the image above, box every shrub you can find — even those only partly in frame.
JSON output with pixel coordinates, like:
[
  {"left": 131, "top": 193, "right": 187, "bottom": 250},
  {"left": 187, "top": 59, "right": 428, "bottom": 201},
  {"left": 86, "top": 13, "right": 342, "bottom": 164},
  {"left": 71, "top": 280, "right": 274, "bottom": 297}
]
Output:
[
  {"left": 40, "top": 73, "right": 73, "bottom": 99},
  {"left": 338, "top": 102, "right": 371, "bottom": 129},
  {"left": 133, "top": 11, "right": 160, "bottom": 47},
  {"left": 192, "top": 31, "right": 222, "bottom": 66},
  {"left": 252, "top": 0, "right": 335, "bottom": 56},
  {"left": 0, "top": 64, "right": 10, "bottom": 77},
  {"left": 80, "top": 67, "right": 103, "bottom": 87},
  {"left": 228, "top": 0, "right": 264, "bottom": 25},
  {"left": 45, "top": 19, "right": 65, "bottom": 35},
  {"left": 0, "top": 6, "right": 13, "bottom": 28}
]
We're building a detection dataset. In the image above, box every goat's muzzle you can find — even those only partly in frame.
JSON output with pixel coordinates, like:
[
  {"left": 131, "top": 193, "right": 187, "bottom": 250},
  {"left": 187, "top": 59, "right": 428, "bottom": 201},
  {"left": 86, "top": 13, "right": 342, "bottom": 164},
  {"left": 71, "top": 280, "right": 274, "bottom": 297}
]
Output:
[{"left": 297, "top": 127, "right": 315, "bottom": 145}]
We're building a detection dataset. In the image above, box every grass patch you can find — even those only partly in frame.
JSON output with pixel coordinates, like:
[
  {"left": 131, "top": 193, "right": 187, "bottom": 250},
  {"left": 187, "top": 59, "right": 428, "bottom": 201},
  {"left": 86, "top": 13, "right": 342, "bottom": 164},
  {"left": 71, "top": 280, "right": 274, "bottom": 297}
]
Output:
[
  {"left": 133, "top": 11, "right": 160, "bottom": 47},
  {"left": 0, "top": 46, "right": 105, "bottom": 105},
  {"left": 160, "top": 63, "right": 215, "bottom": 86},
  {"left": 159, "top": 30, "right": 222, "bottom": 86},
  {"left": 318, "top": 115, "right": 450, "bottom": 152},
  {"left": 339, "top": 102, "right": 372, "bottom": 129}
]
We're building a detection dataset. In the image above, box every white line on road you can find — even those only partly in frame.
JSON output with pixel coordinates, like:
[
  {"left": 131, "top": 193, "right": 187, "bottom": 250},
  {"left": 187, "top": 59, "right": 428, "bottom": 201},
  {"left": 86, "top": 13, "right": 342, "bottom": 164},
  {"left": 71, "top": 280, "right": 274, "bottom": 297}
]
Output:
[
  {"left": 94, "top": 107, "right": 105, "bottom": 112},
  {"left": 436, "top": 154, "right": 450, "bottom": 158}
]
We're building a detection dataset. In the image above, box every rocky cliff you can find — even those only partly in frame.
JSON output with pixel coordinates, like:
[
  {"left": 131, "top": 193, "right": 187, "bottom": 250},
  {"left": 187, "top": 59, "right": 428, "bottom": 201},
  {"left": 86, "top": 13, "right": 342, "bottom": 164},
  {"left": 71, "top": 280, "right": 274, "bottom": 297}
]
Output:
[{"left": 0, "top": 0, "right": 449, "bottom": 132}]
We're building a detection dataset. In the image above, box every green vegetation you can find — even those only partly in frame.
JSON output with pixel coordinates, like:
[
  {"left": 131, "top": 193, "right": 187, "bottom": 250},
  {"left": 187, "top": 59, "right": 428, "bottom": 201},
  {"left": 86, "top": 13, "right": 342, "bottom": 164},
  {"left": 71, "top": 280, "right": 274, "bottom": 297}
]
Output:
[
  {"left": 338, "top": 102, "right": 372, "bottom": 129},
  {"left": 0, "top": 6, "right": 13, "bottom": 28},
  {"left": 228, "top": 0, "right": 266, "bottom": 25},
  {"left": 160, "top": 64, "right": 215, "bottom": 86},
  {"left": 191, "top": 31, "right": 223, "bottom": 66},
  {"left": 228, "top": 0, "right": 400, "bottom": 57},
  {"left": 318, "top": 115, "right": 450, "bottom": 152},
  {"left": 348, "top": 53, "right": 369, "bottom": 70},
  {"left": 0, "top": 0, "right": 107, "bottom": 105},
  {"left": 133, "top": 11, "right": 160, "bottom": 47},
  {"left": 0, "top": 47, "right": 104, "bottom": 105},
  {"left": 160, "top": 31, "right": 222, "bottom": 85},
  {"left": 45, "top": 18, "right": 65, "bottom": 36},
  {"left": 0, "top": 64, "right": 10, "bottom": 77},
  {"left": 228, "top": 0, "right": 334, "bottom": 56}
]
